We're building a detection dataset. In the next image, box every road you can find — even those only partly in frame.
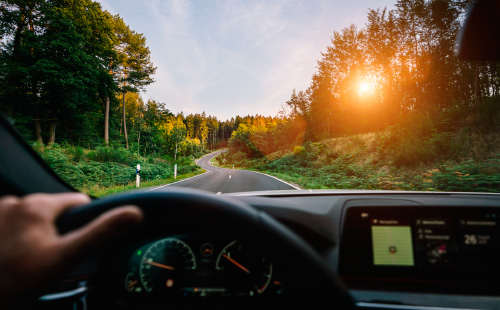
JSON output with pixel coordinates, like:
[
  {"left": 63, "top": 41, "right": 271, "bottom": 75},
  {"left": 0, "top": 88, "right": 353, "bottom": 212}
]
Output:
[{"left": 147, "top": 150, "right": 299, "bottom": 194}]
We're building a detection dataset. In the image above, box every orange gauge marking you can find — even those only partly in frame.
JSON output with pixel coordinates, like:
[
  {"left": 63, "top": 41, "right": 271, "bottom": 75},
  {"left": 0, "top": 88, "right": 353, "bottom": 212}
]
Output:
[
  {"left": 147, "top": 261, "right": 175, "bottom": 271},
  {"left": 223, "top": 254, "right": 250, "bottom": 274},
  {"left": 128, "top": 280, "right": 138, "bottom": 288}
]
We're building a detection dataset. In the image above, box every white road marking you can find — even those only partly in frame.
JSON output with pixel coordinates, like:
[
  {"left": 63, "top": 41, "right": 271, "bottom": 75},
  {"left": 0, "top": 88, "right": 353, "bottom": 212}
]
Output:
[
  {"left": 217, "top": 192, "right": 221, "bottom": 195},
  {"left": 229, "top": 175, "right": 232, "bottom": 179},
  {"left": 145, "top": 171, "right": 209, "bottom": 191},
  {"left": 145, "top": 150, "right": 224, "bottom": 192},
  {"left": 243, "top": 170, "right": 301, "bottom": 190}
]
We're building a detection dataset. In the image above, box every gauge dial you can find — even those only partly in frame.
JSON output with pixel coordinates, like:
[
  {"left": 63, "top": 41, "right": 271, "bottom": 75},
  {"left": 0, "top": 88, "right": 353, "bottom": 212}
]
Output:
[
  {"left": 124, "top": 271, "right": 141, "bottom": 293},
  {"left": 200, "top": 243, "right": 214, "bottom": 257},
  {"left": 215, "top": 240, "right": 272, "bottom": 295},
  {"left": 139, "top": 237, "right": 196, "bottom": 293}
]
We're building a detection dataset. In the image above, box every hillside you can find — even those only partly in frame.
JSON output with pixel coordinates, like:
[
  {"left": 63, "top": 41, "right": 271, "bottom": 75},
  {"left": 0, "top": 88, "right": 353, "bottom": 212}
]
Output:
[{"left": 217, "top": 116, "right": 500, "bottom": 193}]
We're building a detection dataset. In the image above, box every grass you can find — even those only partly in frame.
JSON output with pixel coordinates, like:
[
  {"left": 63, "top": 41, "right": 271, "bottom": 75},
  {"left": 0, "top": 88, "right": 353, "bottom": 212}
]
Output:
[{"left": 83, "top": 170, "right": 206, "bottom": 197}]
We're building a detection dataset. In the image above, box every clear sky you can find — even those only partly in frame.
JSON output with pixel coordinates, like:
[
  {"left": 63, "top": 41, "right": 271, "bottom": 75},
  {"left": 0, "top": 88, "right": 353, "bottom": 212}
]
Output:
[{"left": 98, "top": 0, "right": 395, "bottom": 121}]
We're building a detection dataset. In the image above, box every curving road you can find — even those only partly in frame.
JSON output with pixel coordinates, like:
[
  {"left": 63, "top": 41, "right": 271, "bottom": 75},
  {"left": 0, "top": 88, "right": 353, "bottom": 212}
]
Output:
[{"left": 147, "top": 150, "right": 299, "bottom": 194}]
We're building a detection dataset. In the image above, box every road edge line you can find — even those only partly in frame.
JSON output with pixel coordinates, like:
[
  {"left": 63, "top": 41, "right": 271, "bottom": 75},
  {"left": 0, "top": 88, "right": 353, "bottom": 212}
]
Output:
[
  {"left": 145, "top": 171, "right": 209, "bottom": 192},
  {"left": 146, "top": 150, "right": 222, "bottom": 192},
  {"left": 242, "top": 169, "right": 301, "bottom": 190},
  {"left": 205, "top": 151, "right": 300, "bottom": 190}
]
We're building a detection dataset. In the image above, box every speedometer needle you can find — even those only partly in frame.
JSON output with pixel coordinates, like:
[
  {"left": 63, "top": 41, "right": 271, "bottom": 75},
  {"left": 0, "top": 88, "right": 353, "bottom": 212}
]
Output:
[
  {"left": 223, "top": 254, "right": 250, "bottom": 274},
  {"left": 147, "top": 261, "right": 175, "bottom": 271}
]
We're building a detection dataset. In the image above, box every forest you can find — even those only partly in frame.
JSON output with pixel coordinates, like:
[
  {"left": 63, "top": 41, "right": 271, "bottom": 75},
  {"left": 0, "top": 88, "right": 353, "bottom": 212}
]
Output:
[
  {"left": 1, "top": 0, "right": 500, "bottom": 193},
  {"left": 219, "top": 0, "right": 500, "bottom": 192}
]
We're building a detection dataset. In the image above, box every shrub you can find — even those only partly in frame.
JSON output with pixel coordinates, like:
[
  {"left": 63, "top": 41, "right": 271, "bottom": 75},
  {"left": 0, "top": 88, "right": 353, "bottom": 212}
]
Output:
[
  {"left": 231, "top": 151, "right": 247, "bottom": 162},
  {"left": 293, "top": 145, "right": 306, "bottom": 155},
  {"left": 427, "top": 159, "right": 500, "bottom": 192}
]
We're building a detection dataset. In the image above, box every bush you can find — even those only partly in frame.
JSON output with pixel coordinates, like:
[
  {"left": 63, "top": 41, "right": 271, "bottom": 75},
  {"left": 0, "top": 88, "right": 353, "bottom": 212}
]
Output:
[
  {"left": 86, "top": 146, "right": 137, "bottom": 165},
  {"left": 427, "top": 159, "right": 500, "bottom": 192},
  {"left": 36, "top": 144, "right": 200, "bottom": 192},
  {"left": 231, "top": 151, "right": 247, "bottom": 162},
  {"left": 293, "top": 145, "right": 306, "bottom": 155}
]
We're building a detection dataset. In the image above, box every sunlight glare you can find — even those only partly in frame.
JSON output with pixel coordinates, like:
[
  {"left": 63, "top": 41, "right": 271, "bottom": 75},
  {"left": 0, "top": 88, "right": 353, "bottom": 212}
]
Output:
[{"left": 358, "top": 80, "right": 374, "bottom": 96}]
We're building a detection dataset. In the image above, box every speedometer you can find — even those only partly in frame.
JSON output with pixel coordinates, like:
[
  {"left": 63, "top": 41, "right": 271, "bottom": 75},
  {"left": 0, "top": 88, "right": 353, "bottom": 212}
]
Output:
[
  {"left": 139, "top": 237, "right": 196, "bottom": 293},
  {"left": 215, "top": 240, "right": 273, "bottom": 295}
]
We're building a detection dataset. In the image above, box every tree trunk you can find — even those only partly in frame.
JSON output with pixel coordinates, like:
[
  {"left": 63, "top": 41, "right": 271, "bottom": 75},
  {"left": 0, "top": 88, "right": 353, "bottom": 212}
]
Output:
[
  {"left": 48, "top": 121, "right": 56, "bottom": 144},
  {"left": 474, "top": 62, "right": 481, "bottom": 103},
  {"left": 34, "top": 120, "right": 43, "bottom": 145},
  {"left": 104, "top": 96, "right": 110, "bottom": 146},
  {"left": 123, "top": 92, "right": 129, "bottom": 149},
  {"left": 137, "top": 130, "right": 141, "bottom": 155}
]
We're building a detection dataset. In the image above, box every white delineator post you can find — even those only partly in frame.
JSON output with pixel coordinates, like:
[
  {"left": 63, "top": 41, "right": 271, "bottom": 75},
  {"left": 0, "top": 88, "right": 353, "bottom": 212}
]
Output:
[
  {"left": 136, "top": 164, "right": 140, "bottom": 188},
  {"left": 174, "top": 164, "right": 177, "bottom": 179}
]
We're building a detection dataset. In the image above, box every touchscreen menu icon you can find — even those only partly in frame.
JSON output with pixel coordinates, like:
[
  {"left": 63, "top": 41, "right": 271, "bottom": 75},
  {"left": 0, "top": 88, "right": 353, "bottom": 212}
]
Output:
[{"left": 372, "top": 219, "right": 414, "bottom": 266}]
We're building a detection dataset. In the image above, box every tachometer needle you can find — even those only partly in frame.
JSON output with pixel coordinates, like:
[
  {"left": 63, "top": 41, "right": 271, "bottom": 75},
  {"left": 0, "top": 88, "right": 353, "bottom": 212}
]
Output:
[
  {"left": 147, "top": 261, "right": 175, "bottom": 271},
  {"left": 223, "top": 254, "right": 250, "bottom": 274},
  {"left": 128, "top": 280, "right": 138, "bottom": 289}
]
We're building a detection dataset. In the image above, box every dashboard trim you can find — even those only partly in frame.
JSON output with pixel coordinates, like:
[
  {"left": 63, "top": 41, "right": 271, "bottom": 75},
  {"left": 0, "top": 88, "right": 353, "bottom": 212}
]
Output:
[
  {"left": 38, "top": 286, "right": 87, "bottom": 301},
  {"left": 356, "top": 302, "right": 481, "bottom": 310}
]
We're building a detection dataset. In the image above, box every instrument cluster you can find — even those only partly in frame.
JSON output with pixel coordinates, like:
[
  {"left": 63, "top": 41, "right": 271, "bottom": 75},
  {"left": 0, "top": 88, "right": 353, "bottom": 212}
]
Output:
[{"left": 119, "top": 234, "right": 284, "bottom": 300}]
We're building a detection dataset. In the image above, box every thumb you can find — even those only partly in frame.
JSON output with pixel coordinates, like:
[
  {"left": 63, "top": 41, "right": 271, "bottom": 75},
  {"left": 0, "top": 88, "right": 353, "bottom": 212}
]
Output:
[{"left": 56, "top": 206, "right": 143, "bottom": 266}]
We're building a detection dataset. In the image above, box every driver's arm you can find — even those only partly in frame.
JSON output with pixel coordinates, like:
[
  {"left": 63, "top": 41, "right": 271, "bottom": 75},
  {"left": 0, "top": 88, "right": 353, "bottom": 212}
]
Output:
[{"left": 0, "top": 192, "right": 143, "bottom": 307}]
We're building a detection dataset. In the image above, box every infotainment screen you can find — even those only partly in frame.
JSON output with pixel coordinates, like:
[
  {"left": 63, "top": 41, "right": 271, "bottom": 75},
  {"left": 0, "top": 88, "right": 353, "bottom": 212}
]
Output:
[
  {"left": 371, "top": 220, "right": 414, "bottom": 266},
  {"left": 339, "top": 206, "right": 500, "bottom": 285}
]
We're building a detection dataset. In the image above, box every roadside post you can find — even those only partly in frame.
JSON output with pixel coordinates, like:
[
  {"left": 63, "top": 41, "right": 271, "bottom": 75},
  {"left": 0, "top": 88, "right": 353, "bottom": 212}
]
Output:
[
  {"left": 136, "top": 164, "right": 141, "bottom": 188},
  {"left": 174, "top": 164, "right": 177, "bottom": 179}
]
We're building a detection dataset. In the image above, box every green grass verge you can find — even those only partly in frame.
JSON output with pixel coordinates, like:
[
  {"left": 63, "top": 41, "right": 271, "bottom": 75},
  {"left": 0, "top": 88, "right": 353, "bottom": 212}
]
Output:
[{"left": 82, "top": 170, "right": 206, "bottom": 197}]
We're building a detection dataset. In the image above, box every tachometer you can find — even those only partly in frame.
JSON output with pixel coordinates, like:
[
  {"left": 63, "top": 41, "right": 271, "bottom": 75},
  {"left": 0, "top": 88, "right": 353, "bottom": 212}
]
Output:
[
  {"left": 215, "top": 240, "right": 272, "bottom": 295},
  {"left": 139, "top": 237, "right": 196, "bottom": 293}
]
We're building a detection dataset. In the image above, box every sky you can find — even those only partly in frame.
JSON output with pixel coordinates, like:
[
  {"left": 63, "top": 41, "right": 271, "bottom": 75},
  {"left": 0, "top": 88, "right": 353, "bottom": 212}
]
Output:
[{"left": 98, "top": 0, "right": 396, "bottom": 121}]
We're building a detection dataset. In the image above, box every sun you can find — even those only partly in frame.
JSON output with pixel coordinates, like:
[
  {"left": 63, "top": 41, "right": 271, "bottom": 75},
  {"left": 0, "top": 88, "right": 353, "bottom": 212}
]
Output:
[{"left": 357, "top": 79, "right": 374, "bottom": 96}]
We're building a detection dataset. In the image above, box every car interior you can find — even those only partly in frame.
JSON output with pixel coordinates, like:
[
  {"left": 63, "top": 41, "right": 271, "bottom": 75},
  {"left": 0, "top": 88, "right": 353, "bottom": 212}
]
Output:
[{"left": 1, "top": 0, "right": 500, "bottom": 309}]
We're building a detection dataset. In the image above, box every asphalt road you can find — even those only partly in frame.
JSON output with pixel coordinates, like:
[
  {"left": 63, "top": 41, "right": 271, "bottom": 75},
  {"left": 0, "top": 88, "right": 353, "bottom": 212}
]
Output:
[{"left": 147, "top": 150, "right": 299, "bottom": 194}]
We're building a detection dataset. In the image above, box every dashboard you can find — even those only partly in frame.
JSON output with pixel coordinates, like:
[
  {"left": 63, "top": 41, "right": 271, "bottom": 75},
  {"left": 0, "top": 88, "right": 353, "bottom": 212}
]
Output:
[
  {"left": 231, "top": 190, "right": 500, "bottom": 309},
  {"left": 40, "top": 190, "right": 500, "bottom": 310}
]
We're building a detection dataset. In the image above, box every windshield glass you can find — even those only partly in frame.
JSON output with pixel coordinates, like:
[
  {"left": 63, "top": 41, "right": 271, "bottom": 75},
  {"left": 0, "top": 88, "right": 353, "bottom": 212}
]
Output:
[{"left": 1, "top": 0, "right": 499, "bottom": 196}]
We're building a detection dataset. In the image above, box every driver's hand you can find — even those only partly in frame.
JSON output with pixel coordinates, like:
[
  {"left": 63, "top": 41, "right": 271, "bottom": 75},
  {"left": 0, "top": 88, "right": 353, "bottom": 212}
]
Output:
[{"left": 0, "top": 193, "right": 143, "bottom": 306}]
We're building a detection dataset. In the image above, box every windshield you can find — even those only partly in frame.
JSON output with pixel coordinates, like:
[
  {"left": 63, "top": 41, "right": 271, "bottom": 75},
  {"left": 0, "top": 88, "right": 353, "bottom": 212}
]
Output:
[{"left": 1, "top": 0, "right": 499, "bottom": 197}]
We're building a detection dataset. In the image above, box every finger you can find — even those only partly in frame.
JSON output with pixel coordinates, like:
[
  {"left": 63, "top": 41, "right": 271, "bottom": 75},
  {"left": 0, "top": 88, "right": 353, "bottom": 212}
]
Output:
[
  {"left": 0, "top": 195, "right": 20, "bottom": 205},
  {"left": 22, "top": 193, "right": 91, "bottom": 218},
  {"left": 0, "top": 196, "right": 20, "bottom": 209},
  {"left": 55, "top": 206, "right": 143, "bottom": 265}
]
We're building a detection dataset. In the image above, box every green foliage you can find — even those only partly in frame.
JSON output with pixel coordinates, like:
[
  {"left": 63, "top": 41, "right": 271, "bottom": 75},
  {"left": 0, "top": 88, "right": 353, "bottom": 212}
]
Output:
[
  {"left": 36, "top": 144, "right": 201, "bottom": 194},
  {"left": 426, "top": 160, "right": 500, "bottom": 192},
  {"left": 0, "top": 0, "right": 117, "bottom": 144},
  {"left": 87, "top": 146, "right": 138, "bottom": 165},
  {"left": 230, "top": 151, "right": 247, "bottom": 163},
  {"left": 293, "top": 146, "right": 306, "bottom": 155}
]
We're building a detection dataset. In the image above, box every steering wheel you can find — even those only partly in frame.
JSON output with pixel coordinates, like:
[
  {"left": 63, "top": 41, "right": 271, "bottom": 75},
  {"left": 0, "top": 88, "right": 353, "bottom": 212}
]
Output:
[{"left": 57, "top": 187, "right": 355, "bottom": 309}]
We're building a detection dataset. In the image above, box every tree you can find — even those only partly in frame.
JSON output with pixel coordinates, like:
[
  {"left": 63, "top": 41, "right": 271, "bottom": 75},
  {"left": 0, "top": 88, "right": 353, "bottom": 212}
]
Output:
[
  {"left": 161, "top": 115, "right": 187, "bottom": 161},
  {"left": 112, "top": 14, "right": 156, "bottom": 149},
  {"left": 0, "top": 0, "right": 115, "bottom": 144}
]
